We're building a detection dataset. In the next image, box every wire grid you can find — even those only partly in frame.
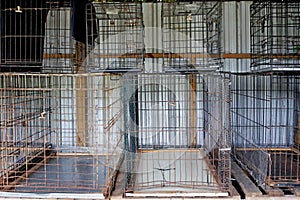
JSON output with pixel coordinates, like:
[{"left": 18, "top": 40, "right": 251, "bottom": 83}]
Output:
[
  {"left": 85, "top": 2, "right": 144, "bottom": 73},
  {"left": 122, "top": 73, "right": 231, "bottom": 194},
  {"left": 0, "top": 0, "right": 74, "bottom": 73},
  {"left": 232, "top": 131, "right": 271, "bottom": 187},
  {"left": 250, "top": 1, "right": 300, "bottom": 72},
  {"left": 231, "top": 74, "right": 300, "bottom": 187},
  {"left": 162, "top": 1, "right": 222, "bottom": 72},
  {"left": 0, "top": 73, "right": 124, "bottom": 195},
  {"left": 42, "top": 1, "right": 74, "bottom": 73}
]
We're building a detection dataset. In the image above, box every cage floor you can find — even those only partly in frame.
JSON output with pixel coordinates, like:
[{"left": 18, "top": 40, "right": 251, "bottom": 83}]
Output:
[
  {"left": 131, "top": 149, "right": 227, "bottom": 196},
  {"left": 10, "top": 155, "right": 107, "bottom": 193}
]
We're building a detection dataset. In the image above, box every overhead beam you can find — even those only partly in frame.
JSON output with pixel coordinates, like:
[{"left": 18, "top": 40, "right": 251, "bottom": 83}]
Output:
[{"left": 44, "top": 53, "right": 300, "bottom": 60}]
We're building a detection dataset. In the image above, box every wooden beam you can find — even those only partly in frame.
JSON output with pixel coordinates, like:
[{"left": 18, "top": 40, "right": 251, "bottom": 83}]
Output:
[
  {"left": 76, "top": 76, "right": 88, "bottom": 147},
  {"left": 222, "top": 53, "right": 251, "bottom": 59},
  {"left": 252, "top": 54, "right": 300, "bottom": 59},
  {"left": 104, "top": 152, "right": 125, "bottom": 198},
  {"left": 43, "top": 53, "right": 300, "bottom": 60},
  {"left": 190, "top": 57, "right": 197, "bottom": 147},
  {"left": 231, "top": 161, "right": 262, "bottom": 198}
]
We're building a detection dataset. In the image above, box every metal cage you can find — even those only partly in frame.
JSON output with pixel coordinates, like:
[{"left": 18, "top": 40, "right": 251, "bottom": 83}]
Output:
[
  {"left": 231, "top": 74, "right": 300, "bottom": 188},
  {"left": 250, "top": 1, "right": 300, "bottom": 72},
  {"left": 0, "top": 73, "right": 124, "bottom": 198},
  {"left": 0, "top": 0, "right": 74, "bottom": 73},
  {"left": 122, "top": 73, "right": 232, "bottom": 198},
  {"left": 162, "top": 1, "right": 222, "bottom": 73},
  {"left": 84, "top": 2, "right": 144, "bottom": 73}
]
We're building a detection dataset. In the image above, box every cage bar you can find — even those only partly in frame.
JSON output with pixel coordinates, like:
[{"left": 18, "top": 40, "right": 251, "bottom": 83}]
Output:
[
  {"left": 231, "top": 74, "right": 300, "bottom": 188},
  {"left": 85, "top": 2, "right": 144, "bottom": 73},
  {"left": 250, "top": 1, "right": 300, "bottom": 72},
  {"left": 122, "top": 73, "right": 232, "bottom": 197},
  {"left": 162, "top": 1, "right": 222, "bottom": 73},
  {"left": 0, "top": 73, "right": 124, "bottom": 197},
  {"left": 0, "top": 0, "right": 74, "bottom": 73}
]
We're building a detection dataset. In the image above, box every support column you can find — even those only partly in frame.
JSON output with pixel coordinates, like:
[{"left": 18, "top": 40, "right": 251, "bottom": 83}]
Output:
[
  {"left": 76, "top": 75, "right": 88, "bottom": 147},
  {"left": 190, "top": 57, "right": 197, "bottom": 148}
]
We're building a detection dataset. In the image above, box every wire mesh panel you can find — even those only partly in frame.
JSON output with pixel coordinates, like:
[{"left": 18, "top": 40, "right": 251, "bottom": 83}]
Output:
[
  {"left": 232, "top": 131, "right": 271, "bottom": 187},
  {"left": 250, "top": 1, "right": 300, "bottom": 72},
  {"left": 122, "top": 73, "right": 231, "bottom": 197},
  {"left": 162, "top": 1, "right": 222, "bottom": 72},
  {"left": 0, "top": 0, "right": 74, "bottom": 73},
  {"left": 0, "top": 74, "right": 53, "bottom": 189},
  {"left": 231, "top": 74, "right": 300, "bottom": 188},
  {"left": 42, "top": 1, "right": 74, "bottom": 73},
  {"left": 0, "top": 73, "right": 124, "bottom": 197},
  {"left": 85, "top": 2, "right": 144, "bottom": 73}
]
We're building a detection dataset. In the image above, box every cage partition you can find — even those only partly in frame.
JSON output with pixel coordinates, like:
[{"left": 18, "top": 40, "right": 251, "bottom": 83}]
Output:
[
  {"left": 122, "top": 73, "right": 232, "bottom": 197},
  {"left": 85, "top": 2, "right": 144, "bottom": 73},
  {"left": 0, "top": 73, "right": 124, "bottom": 197},
  {"left": 250, "top": 1, "right": 300, "bottom": 72},
  {"left": 231, "top": 74, "right": 300, "bottom": 188},
  {"left": 162, "top": 1, "right": 222, "bottom": 73}
]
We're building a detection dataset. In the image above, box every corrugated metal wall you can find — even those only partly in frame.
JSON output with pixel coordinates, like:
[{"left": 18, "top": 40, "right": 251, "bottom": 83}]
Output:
[
  {"left": 231, "top": 75, "right": 295, "bottom": 147},
  {"left": 222, "top": 1, "right": 252, "bottom": 73}
]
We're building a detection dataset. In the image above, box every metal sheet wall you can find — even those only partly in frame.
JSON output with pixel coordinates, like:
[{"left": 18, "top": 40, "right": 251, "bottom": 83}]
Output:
[
  {"left": 231, "top": 75, "right": 295, "bottom": 147},
  {"left": 222, "top": 1, "right": 252, "bottom": 73}
]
